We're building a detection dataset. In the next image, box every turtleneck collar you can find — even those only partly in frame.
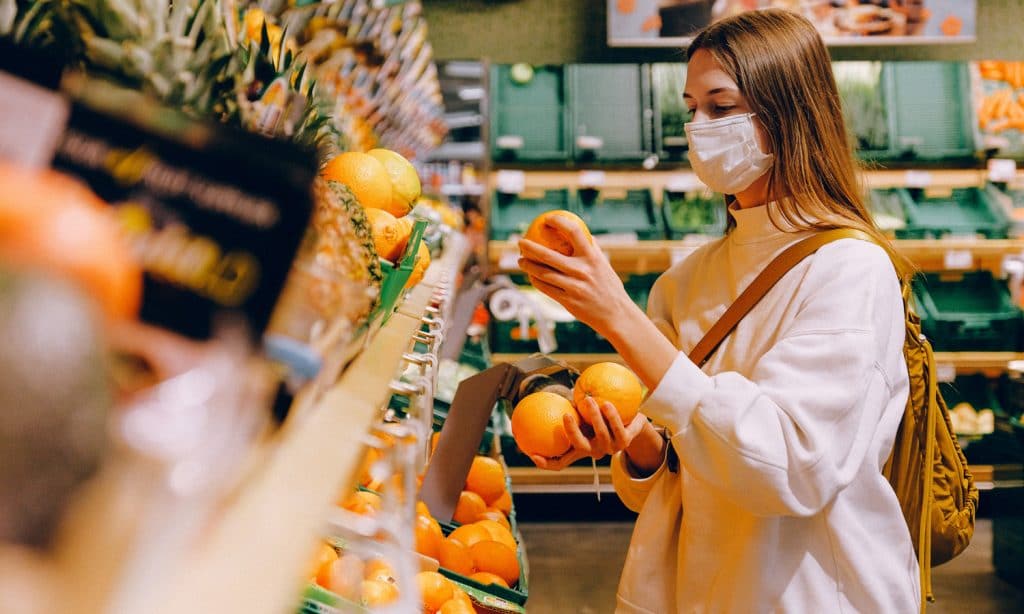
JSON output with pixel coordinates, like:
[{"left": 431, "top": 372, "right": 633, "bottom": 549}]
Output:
[{"left": 727, "top": 202, "right": 807, "bottom": 244}]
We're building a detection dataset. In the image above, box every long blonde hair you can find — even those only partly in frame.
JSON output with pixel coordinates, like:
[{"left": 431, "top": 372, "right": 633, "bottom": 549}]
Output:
[{"left": 688, "top": 9, "right": 913, "bottom": 281}]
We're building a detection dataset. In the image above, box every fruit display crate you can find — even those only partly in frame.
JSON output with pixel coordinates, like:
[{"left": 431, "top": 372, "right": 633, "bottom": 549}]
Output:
[
  {"left": 913, "top": 270, "right": 1023, "bottom": 351},
  {"left": 896, "top": 186, "right": 1011, "bottom": 240},
  {"left": 942, "top": 375, "right": 1023, "bottom": 465},
  {"left": 576, "top": 188, "right": 665, "bottom": 240},
  {"left": 567, "top": 64, "right": 653, "bottom": 162},
  {"left": 490, "top": 64, "right": 570, "bottom": 162},
  {"left": 868, "top": 188, "right": 909, "bottom": 236},
  {"left": 490, "top": 188, "right": 574, "bottom": 241},
  {"left": 662, "top": 189, "right": 727, "bottom": 239},
  {"left": 435, "top": 523, "right": 529, "bottom": 609}
]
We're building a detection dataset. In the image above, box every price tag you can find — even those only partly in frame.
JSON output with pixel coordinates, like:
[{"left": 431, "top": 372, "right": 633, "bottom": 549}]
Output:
[
  {"left": 904, "top": 170, "right": 933, "bottom": 188},
  {"left": 666, "top": 173, "right": 704, "bottom": 193},
  {"left": 943, "top": 250, "right": 974, "bottom": 270},
  {"left": 578, "top": 170, "right": 606, "bottom": 188},
  {"left": 936, "top": 363, "right": 957, "bottom": 384},
  {"left": 498, "top": 249, "right": 521, "bottom": 271},
  {"left": 671, "top": 247, "right": 697, "bottom": 266},
  {"left": 496, "top": 170, "right": 526, "bottom": 194},
  {"left": 988, "top": 158, "right": 1018, "bottom": 183},
  {"left": 0, "top": 72, "right": 70, "bottom": 167}
]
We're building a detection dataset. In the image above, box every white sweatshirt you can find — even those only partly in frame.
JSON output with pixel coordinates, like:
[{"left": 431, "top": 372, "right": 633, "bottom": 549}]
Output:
[{"left": 611, "top": 203, "right": 920, "bottom": 613}]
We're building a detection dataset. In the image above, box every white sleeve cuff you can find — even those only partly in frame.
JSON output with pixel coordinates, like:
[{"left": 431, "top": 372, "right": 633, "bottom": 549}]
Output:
[
  {"left": 642, "top": 351, "right": 713, "bottom": 435},
  {"left": 610, "top": 448, "right": 670, "bottom": 513}
]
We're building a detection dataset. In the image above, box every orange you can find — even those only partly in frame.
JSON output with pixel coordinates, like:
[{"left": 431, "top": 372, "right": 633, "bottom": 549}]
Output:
[
  {"left": 416, "top": 571, "right": 454, "bottom": 613},
  {"left": 309, "top": 542, "right": 338, "bottom": 580},
  {"left": 451, "top": 586, "right": 473, "bottom": 607},
  {"left": 448, "top": 523, "right": 490, "bottom": 549},
  {"left": 468, "top": 571, "right": 510, "bottom": 589},
  {"left": 416, "top": 500, "right": 432, "bottom": 517},
  {"left": 0, "top": 164, "right": 142, "bottom": 321},
  {"left": 453, "top": 490, "right": 487, "bottom": 525},
  {"left": 321, "top": 151, "right": 393, "bottom": 211},
  {"left": 439, "top": 598, "right": 476, "bottom": 614},
  {"left": 490, "top": 490, "right": 512, "bottom": 515},
  {"left": 468, "top": 541, "right": 520, "bottom": 587},
  {"left": 320, "top": 553, "right": 364, "bottom": 600},
  {"left": 340, "top": 490, "right": 382, "bottom": 515},
  {"left": 364, "top": 208, "right": 403, "bottom": 262},
  {"left": 523, "top": 209, "right": 592, "bottom": 256},
  {"left": 573, "top": 362, "right": 644, "bottom": 425},
  {"left": 405, "top": 241, "right": 430, "bottom": 289},
  {"left": 477, "top": 510, "right": 511, "bottom": 531},
  {"left": 415, "top": 513, "right": 444, "bottom": 560},
  {"left": 368, "top": 148, "right": 421, "bottom": 216},
  {"left": 363, "top": 558, "right": 396, "bottom": 583},
  {"left": 393, "top": 215, "right": 415, "bottom": 258},
  {"left": 511, "top": 391, "right": 580, "bottom": 458},
  {"left": 438, "top": 536, "right": 475, "bottom": 576},
  {"left": 474, "top": 520, "right": 517, "bottom": 552},
  {"left": 465, "top": 456, "right": 507, "bottom": 503},
  {"left": 430, "top": 431, "right": 441, "bottom": 455},
  {"left": 361, "top": 578, "right": 399, "bottom": 606}
]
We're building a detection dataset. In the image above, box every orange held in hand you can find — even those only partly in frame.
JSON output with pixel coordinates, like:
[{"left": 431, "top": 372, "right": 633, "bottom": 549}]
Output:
[
  {"left": 523, "top": 209, "right": 592, "bottom": 256},
  {"left": 573, "top": 362, "right": 644, "bottom": 425},
  {"left": 511, "top": 391, "right": 580, "bottom": 457}
]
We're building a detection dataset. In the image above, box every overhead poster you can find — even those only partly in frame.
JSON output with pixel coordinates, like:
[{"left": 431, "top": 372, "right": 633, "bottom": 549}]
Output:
[{"left": 608, "top": 1, "right": 977, "bottom": 47}]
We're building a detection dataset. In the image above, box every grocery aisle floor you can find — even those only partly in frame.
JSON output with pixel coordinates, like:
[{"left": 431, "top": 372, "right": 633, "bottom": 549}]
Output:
[{"left": 518, "top": 519, "right": 1023, "bottom": 614}]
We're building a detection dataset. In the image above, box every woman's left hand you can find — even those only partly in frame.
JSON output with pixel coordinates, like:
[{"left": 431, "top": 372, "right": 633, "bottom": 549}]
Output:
[
  {"left": 529, "top": 397, "right": 648, "bottom": 471},
  {"left": 518, "top": 216, "right": 634, "bottom": 338}
]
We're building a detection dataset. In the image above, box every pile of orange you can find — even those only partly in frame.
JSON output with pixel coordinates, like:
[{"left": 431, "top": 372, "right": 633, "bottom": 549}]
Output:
[
  {"left": 309, "top": 542, "right": 400, "bottom": 607},
  {"left": 511, "top": 362, "right": 644, "bottom": 458},
  {"left": 320, "top": 149, "right": 430, "bottom": 288},
  {"left": 417, "top": 571, "right": 474, "bottom": 614}
]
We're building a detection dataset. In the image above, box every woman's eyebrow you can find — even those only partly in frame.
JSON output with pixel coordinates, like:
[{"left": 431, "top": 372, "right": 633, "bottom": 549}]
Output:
[{"left": 682, "top": 86, "right": 738, "bottom": 100}]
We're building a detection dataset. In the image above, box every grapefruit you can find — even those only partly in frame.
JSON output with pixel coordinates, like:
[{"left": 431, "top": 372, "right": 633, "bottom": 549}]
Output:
[
  {"left": 573, "top": 362, "right": 645, "bottom": 425},
  {"left": 511, "top": 391, "right": 580, "bottom": 458},
  {"left": 523, "top": 210, "right": 592, "bottom": 256}
]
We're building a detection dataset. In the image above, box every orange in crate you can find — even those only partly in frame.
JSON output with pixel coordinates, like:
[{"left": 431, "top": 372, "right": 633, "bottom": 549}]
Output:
[{"left": 452, "top": 490, "right": 487, "bottom": 525}]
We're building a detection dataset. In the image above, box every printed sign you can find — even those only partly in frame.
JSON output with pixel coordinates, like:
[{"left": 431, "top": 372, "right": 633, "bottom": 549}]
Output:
[{"left": 608, "top": 1, "right": 977, "bottom": 47}]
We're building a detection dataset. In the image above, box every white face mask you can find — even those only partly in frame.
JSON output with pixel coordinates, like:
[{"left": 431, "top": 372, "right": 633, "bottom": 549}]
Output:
[{"left": 684, "top": 113, "right": 774, "bottom": 195}]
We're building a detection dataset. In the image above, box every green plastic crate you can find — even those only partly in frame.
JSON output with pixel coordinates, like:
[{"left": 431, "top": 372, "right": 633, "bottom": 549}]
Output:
[
  {"left": 834, "top": 61, "right": 891, "bottom": 159},
  {"left": 370, "top": 219, "right": 429, "bottom": 323},
  {"left": 437, "top": 524, "right": 529, "bottom": 606},
  {"left": 896, "top": 185, "right": 1010, "bottom": 239},
  {"left": 568, "top": 64, "right": 652, "bottom": 161},
  {"left": 576, "top": 188, "right": 664, "bottom": 239},
  {"left": 913, "top": 270, "right": 1023, "bottom": 351},
  {"left": 490, "top": 188, "right": 573, "bottom": 240},
  {"left": 662, "top": 189, "right": 726, "bottom": 238},
  {"left": 651, "top": 63, "right": 689, "bottom": 161},
  {"left": 490, "top": 65, "right": 569, "bottom": 161},
  {"left": 885, "top": 62, "right": 978, "bottom": 161},
  {"left": 867, "top": 188, "right": 909, "bottom": 236}
]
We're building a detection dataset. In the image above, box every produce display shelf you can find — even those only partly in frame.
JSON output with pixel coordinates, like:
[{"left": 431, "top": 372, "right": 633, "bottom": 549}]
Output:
[
  {"left": 491, "top": 352, "right": 1024, "bottom": 377},
  {"left": 489, "top": 239, "right": 1024, "bottom": 275},
  {"left": 507, "top": 461, "right": 1022, "bottom": 495},
  {"left": 148, "top": 241, "right": 467, "bottom": 614}
]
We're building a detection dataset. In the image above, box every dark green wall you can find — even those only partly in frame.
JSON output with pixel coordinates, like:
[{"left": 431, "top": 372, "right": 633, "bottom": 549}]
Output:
[{"left": 424, "top": 0, "right": 1024, "bottom": 63}]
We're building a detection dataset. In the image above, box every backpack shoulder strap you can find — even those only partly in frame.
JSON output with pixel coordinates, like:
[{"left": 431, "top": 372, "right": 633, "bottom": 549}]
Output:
[{"left": 688, "top": 228, "right": 874, "bottom": 367}]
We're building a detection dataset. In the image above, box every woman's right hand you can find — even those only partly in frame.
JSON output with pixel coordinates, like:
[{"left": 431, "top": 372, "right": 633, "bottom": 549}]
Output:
[{"left": 529, "top": 397, "right": 650, "bottom": 471}]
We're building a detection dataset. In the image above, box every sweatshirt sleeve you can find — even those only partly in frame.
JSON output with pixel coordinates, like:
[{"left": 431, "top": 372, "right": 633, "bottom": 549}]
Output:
[
  {"left": 610, "top": 444, "right": 671, "bottom": 513},
  {"left": 641, "top": 241, "right": 905, "bottom": 517}
]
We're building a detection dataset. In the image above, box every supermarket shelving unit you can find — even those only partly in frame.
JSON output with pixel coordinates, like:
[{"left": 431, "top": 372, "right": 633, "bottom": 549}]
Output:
[{"left": 138, "top": 236, "right": 471, "bottom": 614}]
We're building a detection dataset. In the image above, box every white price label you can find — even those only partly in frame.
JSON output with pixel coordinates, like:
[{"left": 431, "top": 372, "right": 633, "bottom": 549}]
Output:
[
  {"left": 943, "top": 250, "right": 974, "bottom": 270},
  {"left": 496, "top": 170, "right": 526, "bottom": 194},
  {"left": 936, "top": 363, "right": 957, "bottom": 384},
  {"left": 0, "top": 72, "right": 70, "bottom": 167},
  {"left": 988, "top": 158, "right": 1018, "bottom": 183},
  {"left": 498, "top": 249, "right": 521, "bottom": 271},
  {"left": 578, "top": 170, "right": 606, "bottom": 188},
  {"left": 904, "top": 170, "right": 933, "bottom": 188},
  {"left": 665, "top": 173, "right": 704, "bottom": 193},
  {"left": 671, "top": 247, "right": 696, "bottom": 266}
]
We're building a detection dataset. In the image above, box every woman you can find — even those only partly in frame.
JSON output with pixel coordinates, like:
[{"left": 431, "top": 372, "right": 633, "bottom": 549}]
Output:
[{"left": 517, "top": 9, "right": 920, "bottom": 613}]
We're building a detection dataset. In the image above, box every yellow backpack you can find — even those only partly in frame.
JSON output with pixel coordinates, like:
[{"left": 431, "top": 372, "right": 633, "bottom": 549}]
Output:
[{"left": 687, "top": 228, "right": 979, "bottom": 609}]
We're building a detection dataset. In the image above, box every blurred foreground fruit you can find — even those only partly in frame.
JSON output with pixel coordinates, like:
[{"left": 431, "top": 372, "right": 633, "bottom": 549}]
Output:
[
  {"left": 573, "top": 362, "right": 644, "bottom": 425},
  {"left": 511, "top": 391, "right": 580, "bottom": 457},
  {"left": 368, "top": 148, "right": 421, "bottom": 217},
  {"left": 0, "top": 164, "right": 142, "bottom": 320},
  {"left": 523, "top": 209, "right": 592, "bottom": 257}
]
